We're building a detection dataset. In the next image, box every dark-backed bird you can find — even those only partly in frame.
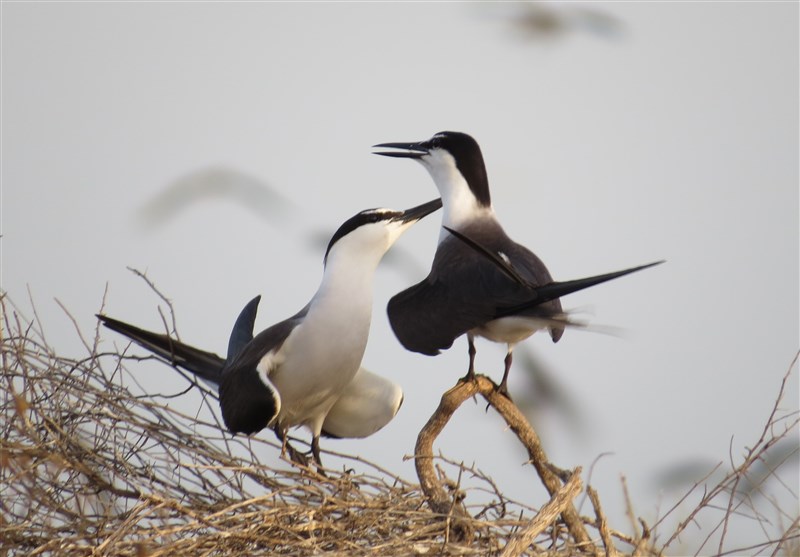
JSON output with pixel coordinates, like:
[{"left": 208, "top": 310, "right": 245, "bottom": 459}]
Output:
[
  {"left": 373, "top": 131, "right": 662, "bottom": 396},
  {"left": 99, "top": 198, "right": 441, "bottom": 466}
]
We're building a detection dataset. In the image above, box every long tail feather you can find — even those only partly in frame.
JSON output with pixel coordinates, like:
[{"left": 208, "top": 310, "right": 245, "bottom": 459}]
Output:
[
  {"left": 97, "top": 315, "right": 225, "bottom": 384},
  {"left": 498, "top": 260, "right": 665, "bottom": 317}
]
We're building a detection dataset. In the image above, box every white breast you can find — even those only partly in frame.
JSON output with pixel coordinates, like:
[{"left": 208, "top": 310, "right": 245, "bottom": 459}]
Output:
[
  {"left": 472, "top": 316, "right": 551, "bottom": 345},
  {"left": 261, "top": 277, "right": 373, "bottom": 435}
]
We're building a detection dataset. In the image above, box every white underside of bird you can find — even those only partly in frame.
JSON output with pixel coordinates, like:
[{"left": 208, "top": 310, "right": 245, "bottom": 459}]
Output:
[
  {"left": 322, "top": 366, "right": 404, "bottom": 438},
  {"left": 472, "top": 315, "right": 554, "bottom": 346},
  {"left": 255, "top": 212, "right": 422, "bottom": 442}
]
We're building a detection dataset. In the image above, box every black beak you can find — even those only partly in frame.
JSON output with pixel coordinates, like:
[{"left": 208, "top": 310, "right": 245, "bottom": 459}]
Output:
[
  {"left": 372, "top": 141, "right": 429, "bottom": 159},
  {"left": 396, "top": 198, "right": 442, "bottom": 223}
]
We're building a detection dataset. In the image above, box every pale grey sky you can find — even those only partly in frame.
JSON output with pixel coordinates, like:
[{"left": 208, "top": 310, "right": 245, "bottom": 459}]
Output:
[{"left": 3, "top": 2, "right": 798, "bottom": 553}]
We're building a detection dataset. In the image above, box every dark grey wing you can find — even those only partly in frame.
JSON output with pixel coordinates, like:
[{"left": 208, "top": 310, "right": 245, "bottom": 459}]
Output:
[
  {"left": 442, "top": 226, "right": 530, "bottom": 286},
  {"left": 388, "top": 224, "right": 562, "bottom": 355},
  {"left": 226, "top": 295, "right": 262, "bottom": 361},
  {"left": 388, "top": 277, "right": 474, "bottom": 355},
  {"left": 389, "top": 220, "right": 663, "bottom": 357},
  {"left": 493, "top": 233, "right": 565, "bottom": 342},
  {"left": 217, "top": 305, "right": 309, "bottom": 435},
  {"left": 433, "top": 229, "right": 663, "bottom": 341}
]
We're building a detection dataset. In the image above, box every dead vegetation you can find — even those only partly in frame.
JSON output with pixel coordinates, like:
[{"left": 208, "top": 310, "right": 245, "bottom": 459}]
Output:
[{"left": 1, "top": 292, "right": 797, "bottom": 556}]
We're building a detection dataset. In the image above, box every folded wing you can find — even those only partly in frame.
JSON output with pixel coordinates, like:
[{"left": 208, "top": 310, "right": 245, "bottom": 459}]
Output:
[{"left": 388, "top": 225, "right": 563, "bottom": 355}]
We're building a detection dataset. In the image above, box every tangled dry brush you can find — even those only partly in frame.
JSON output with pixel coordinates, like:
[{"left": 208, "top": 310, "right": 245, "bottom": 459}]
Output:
[{"left": 1, "top": 293, "right": 798, "bottom": 556}]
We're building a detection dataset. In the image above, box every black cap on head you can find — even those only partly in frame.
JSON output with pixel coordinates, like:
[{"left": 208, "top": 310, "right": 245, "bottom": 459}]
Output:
[
  {"left": 373, "top": 132, "right": 491, "bottom": 207},
  {"left": 324, "top": 198, "right": 442, "bottom": 262},
  {"left": 425, "top": 132, "right": 491, "bottom": 207}
]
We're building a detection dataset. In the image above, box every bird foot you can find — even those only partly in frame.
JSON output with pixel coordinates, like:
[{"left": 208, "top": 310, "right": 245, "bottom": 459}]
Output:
[
  {"left": 284, "top": 442, "right": 310, "bottom": 467},
  {"left": 458, "top": 368, "right": 477, "bottom": 385},
  {"left": 310, "top": 460, "right": 328, "bottom": 478},
  {"left": 495, "top": 381, "right": 513, "bottom": 401},
  {"left": 284, "top": 444, "right": 328, "bottom": 477},
  {"left": 483, "top": 381, "right": 513, "bottom": 412}
]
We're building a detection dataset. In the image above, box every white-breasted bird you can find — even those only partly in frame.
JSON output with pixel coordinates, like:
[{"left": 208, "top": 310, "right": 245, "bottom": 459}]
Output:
[
  {"left": 98, "top": 198, "right": 441, "bottom": 465},
  {"left": 373, "top": 131, "right": 662, "bottom": 396}
]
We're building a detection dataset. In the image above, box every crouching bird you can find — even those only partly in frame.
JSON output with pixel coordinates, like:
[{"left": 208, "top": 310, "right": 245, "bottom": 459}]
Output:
[{"left": 98, "top": 198, "right": 442, "bottom": 467}]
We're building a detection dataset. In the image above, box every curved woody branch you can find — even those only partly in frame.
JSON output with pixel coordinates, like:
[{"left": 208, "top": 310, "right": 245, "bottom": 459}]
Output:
[{"left": 415, "top": 374, "right": 595, "bottom": 550}]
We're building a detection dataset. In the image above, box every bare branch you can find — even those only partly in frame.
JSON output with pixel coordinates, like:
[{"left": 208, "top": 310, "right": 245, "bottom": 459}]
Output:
[
  {"left": 501, "top": 468, "right": 583, "bottom": 557},
  {"left": 588, "top": 486, "right": 620, "bottom": 557},
  {"left": 414, "top": 374, "right": 594, "bottom": 550}
]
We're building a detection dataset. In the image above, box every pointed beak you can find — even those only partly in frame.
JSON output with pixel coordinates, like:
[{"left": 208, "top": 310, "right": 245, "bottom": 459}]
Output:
[
  {"left": 372, "top": 141, "right": 429, "bottom": 159},
  {"left": 396, "top": 198, "right": 442, "bottom": 223}
]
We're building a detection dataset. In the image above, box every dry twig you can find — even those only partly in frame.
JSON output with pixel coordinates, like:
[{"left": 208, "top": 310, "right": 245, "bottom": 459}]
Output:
[
  {"left": 502, "top": 468, "right": 583, "bottom": 557},
  {"left": 2, "top": 291, "right": 796, "bottom": 556},
  {"left": 0, "top": 295, "right": 602, "bottom": 556}
]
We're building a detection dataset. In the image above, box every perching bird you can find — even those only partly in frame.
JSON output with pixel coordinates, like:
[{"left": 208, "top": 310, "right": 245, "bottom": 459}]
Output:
[
  {"left": 99, "top": 198, "right": 441, "bottom": 466},
  {"left": 373, "top": 131, "right": 661, "bottom": 396}
]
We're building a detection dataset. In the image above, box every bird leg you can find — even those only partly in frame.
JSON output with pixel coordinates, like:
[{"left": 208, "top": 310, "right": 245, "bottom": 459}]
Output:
[
  {"left": 275, "top": 424, "right": 310, "bottom": 468},
  {"left": 497, "top": 347, "right": 514, "bottom": 400},
  {"left": 310, "top": 436, "right": 327, "bottom": 476},
  {"left": 461, "top": 334, "right": 478, "bottom": 384},
  {"left": 275, "top": 424, "right": 289, "bottom": 457}
]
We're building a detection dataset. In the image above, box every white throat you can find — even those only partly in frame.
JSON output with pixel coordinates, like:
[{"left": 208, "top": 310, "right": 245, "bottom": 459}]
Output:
[
  {"left": 313, "top": 247, "right": 380, "bottom": 322},
  {"left": 420, "top": 150, "right": 494, "bottom": 241}
]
